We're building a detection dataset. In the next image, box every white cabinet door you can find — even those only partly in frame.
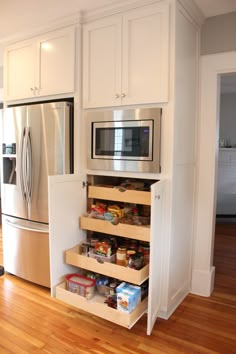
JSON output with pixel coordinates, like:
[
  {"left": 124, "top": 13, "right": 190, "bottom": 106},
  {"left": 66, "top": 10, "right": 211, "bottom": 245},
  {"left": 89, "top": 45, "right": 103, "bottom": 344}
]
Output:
[
  {"left": 36, "top": 27, "right": 75, "bottom": 97},
  {"left": 122, "top": 2, "right": 169, "bottom": 105},
  {"left": 4, "top": 39, "right": 36, "bottom": 100},
  {"left": 83, "top": 16, "right": 122, "bottom": 108},
  {"left": 147, "top": 180, "right": 165, "bottom": 335},
  {"left": 83, "top": 2, "right": 169, "bottom": 108},
  {"left": 48, "top": 174, "right": 86, "bottom": 296}
]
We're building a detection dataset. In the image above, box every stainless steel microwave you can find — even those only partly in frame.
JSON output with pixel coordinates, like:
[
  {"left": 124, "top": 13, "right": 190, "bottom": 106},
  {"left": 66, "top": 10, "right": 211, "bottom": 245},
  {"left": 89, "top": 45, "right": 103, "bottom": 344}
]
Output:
[{"left": 86, "top": 108, "right": 161, "bottom": 173}]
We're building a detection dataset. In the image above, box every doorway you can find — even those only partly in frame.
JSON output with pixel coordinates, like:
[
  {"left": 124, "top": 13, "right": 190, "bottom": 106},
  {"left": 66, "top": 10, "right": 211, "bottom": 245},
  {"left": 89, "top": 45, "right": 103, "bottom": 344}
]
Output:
[
  {"left": 214, "top": 74, "right": 236, "bottom": 297},
  {"left": 192, "top": 51, "right": 236, "bottom": 297}
]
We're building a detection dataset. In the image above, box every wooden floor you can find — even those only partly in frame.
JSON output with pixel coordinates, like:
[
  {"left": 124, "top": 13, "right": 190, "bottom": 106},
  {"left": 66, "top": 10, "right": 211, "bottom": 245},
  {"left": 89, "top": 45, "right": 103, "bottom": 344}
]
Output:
[{"left": 0, "top": 224, "right": 235, "bottom": 353}]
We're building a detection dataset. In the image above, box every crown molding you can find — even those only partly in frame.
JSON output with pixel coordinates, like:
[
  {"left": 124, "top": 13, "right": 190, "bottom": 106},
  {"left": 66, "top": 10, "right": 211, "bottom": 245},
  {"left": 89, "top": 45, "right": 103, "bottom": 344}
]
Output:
[
  {"left": 0, "top": 0, "right": 204, "bottom": 46},
  {"left": 81, "top": 0, "right": 165, "bottom": 23},
  {"left": 177, "top": 0, "right": 205, "bottom": 26},
  {"left": 0, "top": 12, "right": 82, "bottom": 46}
]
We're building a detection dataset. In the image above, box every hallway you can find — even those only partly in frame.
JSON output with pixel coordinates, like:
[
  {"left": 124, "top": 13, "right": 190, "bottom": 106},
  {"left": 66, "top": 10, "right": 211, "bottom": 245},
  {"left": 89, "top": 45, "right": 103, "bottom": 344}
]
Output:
[{"left": 213, "top": 222, "right": 236, "bottom": 302}]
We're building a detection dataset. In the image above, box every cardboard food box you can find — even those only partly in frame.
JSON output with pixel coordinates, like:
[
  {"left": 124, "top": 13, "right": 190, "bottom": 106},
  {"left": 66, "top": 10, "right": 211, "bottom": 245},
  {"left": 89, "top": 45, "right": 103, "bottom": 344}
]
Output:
[{"left": 116, "top": 282, "right": 141, "bottom": 313}]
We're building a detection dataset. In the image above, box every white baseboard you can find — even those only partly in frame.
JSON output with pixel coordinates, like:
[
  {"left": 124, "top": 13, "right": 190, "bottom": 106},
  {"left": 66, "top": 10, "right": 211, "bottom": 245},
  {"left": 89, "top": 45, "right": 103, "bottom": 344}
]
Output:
[
  {"left": 191, "top": 266, "right": 215, "bottom": 296},
  {"left": 158, "top": 287, "right": 190, "bottom": 320}
]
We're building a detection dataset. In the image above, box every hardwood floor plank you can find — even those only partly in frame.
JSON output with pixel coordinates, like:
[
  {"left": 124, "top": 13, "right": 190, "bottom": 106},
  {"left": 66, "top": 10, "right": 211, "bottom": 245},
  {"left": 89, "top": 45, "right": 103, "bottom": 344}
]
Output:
[{"left": 0, "top": 224, "right": 235, "bottom": 353}]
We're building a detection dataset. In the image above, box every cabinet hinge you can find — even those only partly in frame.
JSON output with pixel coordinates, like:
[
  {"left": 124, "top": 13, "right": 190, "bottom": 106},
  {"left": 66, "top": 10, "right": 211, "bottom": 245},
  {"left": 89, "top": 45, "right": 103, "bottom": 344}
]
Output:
[{"left": 82, "top": 181, "right": 89, "bottom": 188}]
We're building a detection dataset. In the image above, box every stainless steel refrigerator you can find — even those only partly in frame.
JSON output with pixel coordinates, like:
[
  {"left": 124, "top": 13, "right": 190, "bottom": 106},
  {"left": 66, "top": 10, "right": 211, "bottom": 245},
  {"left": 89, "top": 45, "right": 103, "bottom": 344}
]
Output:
[{"left": 1, "top": 101, "right": 73, "bottom": 287}]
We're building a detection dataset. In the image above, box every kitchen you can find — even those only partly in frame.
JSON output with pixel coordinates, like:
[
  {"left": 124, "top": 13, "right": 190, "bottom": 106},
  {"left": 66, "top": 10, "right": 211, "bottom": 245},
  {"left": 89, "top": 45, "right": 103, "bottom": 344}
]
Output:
[{"left": 0, "top": 0, "right": 236, "bottom": 352}]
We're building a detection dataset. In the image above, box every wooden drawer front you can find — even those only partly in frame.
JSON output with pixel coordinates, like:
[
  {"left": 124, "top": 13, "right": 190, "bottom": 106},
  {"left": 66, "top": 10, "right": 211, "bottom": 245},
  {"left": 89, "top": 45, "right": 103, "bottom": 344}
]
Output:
[
  {"left": 66, "top": 246, "right": 149, "bottom": 285},
  {"left": 56, "top": 282, "right": 148, "bottom": 329},
  {"left": 88, "top": 186, "right": 151, "bottom": 205},
  {"left": 80, "top": 217, "right": 150, "bottom": 242}
]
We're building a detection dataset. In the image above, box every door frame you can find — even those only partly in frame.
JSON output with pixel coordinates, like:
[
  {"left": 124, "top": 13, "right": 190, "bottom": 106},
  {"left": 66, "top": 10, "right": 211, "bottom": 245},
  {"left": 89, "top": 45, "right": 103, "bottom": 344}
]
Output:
[{"left": 191, "top": 51, "right": 236, "bottom": 296}]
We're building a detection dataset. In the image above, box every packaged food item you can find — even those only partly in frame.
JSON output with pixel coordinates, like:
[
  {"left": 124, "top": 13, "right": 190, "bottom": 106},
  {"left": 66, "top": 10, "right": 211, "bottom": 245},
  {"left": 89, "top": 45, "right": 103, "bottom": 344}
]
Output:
[
  {"left": 107, "top": 205, "right": 124, "bottom": 217},
  {"left": 116, "top": 282, "right": 141, "bottom": 313},
  {"left": 66, "top": 274, "right": 96, "bottom": 300},
  {"left": 95, "top": 241, "right": 112, "bottom": 257}
]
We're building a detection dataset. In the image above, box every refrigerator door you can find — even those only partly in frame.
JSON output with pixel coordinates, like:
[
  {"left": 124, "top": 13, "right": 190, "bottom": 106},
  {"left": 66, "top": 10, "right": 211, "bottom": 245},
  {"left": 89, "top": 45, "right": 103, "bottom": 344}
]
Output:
[
  {"left": 27, "top": 102, "right": 71, "bottom": 223},
  {"left": 2, "top": 215, "right": 50, "bottom": 287},
  {"left": 1, "top": 106, "right": 28, "bottom": 219}
]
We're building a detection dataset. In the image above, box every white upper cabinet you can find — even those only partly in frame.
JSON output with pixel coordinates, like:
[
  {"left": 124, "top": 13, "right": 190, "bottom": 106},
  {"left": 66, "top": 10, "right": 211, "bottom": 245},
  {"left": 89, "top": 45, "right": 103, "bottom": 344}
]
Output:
[
  {"left": 83, "top": 2, "right": 169, "bottom": 108},
  {"left": 83, "top": 15, "right": 122, "bottom": 108},
  {"left": 4, "top": 26, "right": 75, "bottom": 101},
  {"left": 4, "top": 38, "right": 36, "bottom": 100}
]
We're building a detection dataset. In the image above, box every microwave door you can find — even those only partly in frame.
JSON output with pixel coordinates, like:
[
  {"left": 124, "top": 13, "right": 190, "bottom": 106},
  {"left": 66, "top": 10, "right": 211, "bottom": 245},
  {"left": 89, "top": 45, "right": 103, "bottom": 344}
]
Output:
[{"left": 93, "top": 120, "right": 153, "bottom": 160}]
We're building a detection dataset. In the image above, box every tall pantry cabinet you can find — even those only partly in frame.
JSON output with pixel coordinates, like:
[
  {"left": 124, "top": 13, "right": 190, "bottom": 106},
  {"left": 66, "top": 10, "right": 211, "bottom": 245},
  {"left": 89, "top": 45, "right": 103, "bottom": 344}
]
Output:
[{"left": 49, "top": 0, "right": 202, "bottom": 335}]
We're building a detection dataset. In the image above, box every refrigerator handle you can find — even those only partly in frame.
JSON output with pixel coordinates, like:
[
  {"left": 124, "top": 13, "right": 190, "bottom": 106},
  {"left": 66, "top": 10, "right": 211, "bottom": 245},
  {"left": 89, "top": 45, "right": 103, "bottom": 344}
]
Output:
[
  {"left": 4, "top": 217, "right": 49, "bottom": 233},
  {"left": 25, "top": 127, "right": 32, "bottom": 203},
  {"left": 20, "top": 128, "right": 27, "bottom": 200}
]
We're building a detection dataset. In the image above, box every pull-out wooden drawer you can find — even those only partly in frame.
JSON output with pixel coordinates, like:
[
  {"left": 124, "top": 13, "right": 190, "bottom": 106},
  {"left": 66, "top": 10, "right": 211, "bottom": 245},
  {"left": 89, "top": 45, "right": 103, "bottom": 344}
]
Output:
[
  {"left": 66, "top": 245, "right": 149, "bottom": 285},
  {"left": 56, "top": 282, "right": 148, "bottom": 329},
  {"left": 80, "top": 217, "right": 150, "bottom": 242},
  {"left": 88, "top": 185, "right": 151, "bottom": 205}
]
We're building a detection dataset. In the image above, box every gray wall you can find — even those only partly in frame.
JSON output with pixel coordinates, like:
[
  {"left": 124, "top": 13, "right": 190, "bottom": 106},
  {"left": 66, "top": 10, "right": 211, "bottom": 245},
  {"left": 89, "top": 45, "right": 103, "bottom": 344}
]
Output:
[
  {"left": 220, "top": 93, "right": 236, "bottom": 147},
  {"left": 201, "top": 11, "right": 236, "bottom": 55}
]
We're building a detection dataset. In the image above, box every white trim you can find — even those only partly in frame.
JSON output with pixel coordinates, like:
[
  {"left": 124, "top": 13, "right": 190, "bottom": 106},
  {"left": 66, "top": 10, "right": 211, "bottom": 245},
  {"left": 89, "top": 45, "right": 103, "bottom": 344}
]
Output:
[
  {"left": 192, "top": 51, "right": 236, "bottom": 296},
  {"left": 191, "top": 267, "right": 215, "bottom": 296},
  {"left": 0, "top": 13, "right": 81, "bottom": 46},
  {"left": 81, "top": 0, "right": 166, "bottom": 23},
  {"left": 158, "top": 287, "right": 190, "bottom": 319}
]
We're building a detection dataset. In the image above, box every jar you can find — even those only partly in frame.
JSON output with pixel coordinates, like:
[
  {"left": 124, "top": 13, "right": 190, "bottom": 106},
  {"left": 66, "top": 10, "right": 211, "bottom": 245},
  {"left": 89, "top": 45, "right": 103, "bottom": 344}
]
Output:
[
  {"left": 127, "top": 252, "right": 144, "bottom": 270},
  {"left": 116, "top": 247, "right": 127, "bottom": 266},
  {"left": 126, "top": 249, "right": 136, "bottom": 262}
]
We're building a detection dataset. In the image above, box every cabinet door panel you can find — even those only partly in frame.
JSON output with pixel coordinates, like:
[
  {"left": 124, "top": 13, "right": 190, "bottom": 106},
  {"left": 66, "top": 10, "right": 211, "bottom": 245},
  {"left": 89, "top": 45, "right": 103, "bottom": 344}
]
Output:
[
  {"left": 48, "top": 174, "right": 86, "bottom": 295},
  {"left": 147, "top": 180, "right": 165, "bottom": 335},
  {"left": 122, "top": 2, "right": 169, "bottom": 105},
  {"left": 83, "top": 16, "right": 122, "bottom": 108},
  {"left": 37, "top": 27, "right": 75, "bottom": 96},
  {"left": 5, "top": 39, "right": 35, "bottom": 100}
]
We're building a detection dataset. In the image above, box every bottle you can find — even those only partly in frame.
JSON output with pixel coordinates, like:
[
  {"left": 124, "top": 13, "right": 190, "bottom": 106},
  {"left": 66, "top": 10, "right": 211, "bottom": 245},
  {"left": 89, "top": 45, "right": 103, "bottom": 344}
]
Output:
[{"left": 116, "top": 247, "right": 127, "bottom": 266}]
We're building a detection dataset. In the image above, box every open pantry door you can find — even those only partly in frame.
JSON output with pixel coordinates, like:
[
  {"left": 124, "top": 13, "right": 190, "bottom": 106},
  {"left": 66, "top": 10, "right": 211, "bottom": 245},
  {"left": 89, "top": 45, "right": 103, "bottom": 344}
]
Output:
[
  {"left": 147, "top": 180, "right": 165, "bottom": 335},
  {"left": 49, "top": 174, "right": 87, "bottom": 296}
]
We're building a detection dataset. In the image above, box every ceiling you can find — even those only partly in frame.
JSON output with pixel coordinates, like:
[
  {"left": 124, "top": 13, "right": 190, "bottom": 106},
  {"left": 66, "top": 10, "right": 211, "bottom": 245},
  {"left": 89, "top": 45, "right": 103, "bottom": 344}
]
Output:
[
  {"left": 194, "top": 0, "right": 236, "bottom": 18},
  {"left": 0, "top": 0, "right": 236, "bottom": 41}
]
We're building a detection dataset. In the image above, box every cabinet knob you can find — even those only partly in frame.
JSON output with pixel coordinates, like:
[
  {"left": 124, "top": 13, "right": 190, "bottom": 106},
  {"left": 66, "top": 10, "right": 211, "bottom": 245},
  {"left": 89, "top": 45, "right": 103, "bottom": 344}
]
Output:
[
  {"left": 121, "top": 93, "right": 126, "bottom": 98},
  {"left": 30, "top": 87, "right": 34, "bottom": 91},
  {"left": 115, "top": 94, "right": 120, "bottom": 98}
]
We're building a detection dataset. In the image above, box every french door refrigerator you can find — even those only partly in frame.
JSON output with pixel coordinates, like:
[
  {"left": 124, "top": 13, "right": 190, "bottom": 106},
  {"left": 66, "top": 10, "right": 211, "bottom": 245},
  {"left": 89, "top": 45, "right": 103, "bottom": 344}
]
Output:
[{"left": 1, "top": 101, "right": 73, "bottom": 287}]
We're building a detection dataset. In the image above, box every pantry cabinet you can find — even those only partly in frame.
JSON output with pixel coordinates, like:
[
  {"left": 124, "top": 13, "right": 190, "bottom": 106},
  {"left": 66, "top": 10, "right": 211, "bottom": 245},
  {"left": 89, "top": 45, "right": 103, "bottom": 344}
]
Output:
[
  {"left": 83, "top": 1, "right": 169, "bottom": 108},
  {"left": 50, "top": 174, "right": 165, "bottom": 335},
  {"left": 4, "top": 26, "right": 75, "bottom": 101}
]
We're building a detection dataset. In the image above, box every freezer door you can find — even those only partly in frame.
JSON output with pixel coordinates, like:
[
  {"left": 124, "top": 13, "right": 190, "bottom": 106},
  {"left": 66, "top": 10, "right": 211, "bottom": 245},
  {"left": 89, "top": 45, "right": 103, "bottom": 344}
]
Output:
[
  {"left": 1, "top": 106, "right": 28, "bottom": 219},
  {"left": 27, "top": 102, "right": 71, "bottom": 223},
  {"left": 2, "top": 215, "right": 50, "bottom": 287}
]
